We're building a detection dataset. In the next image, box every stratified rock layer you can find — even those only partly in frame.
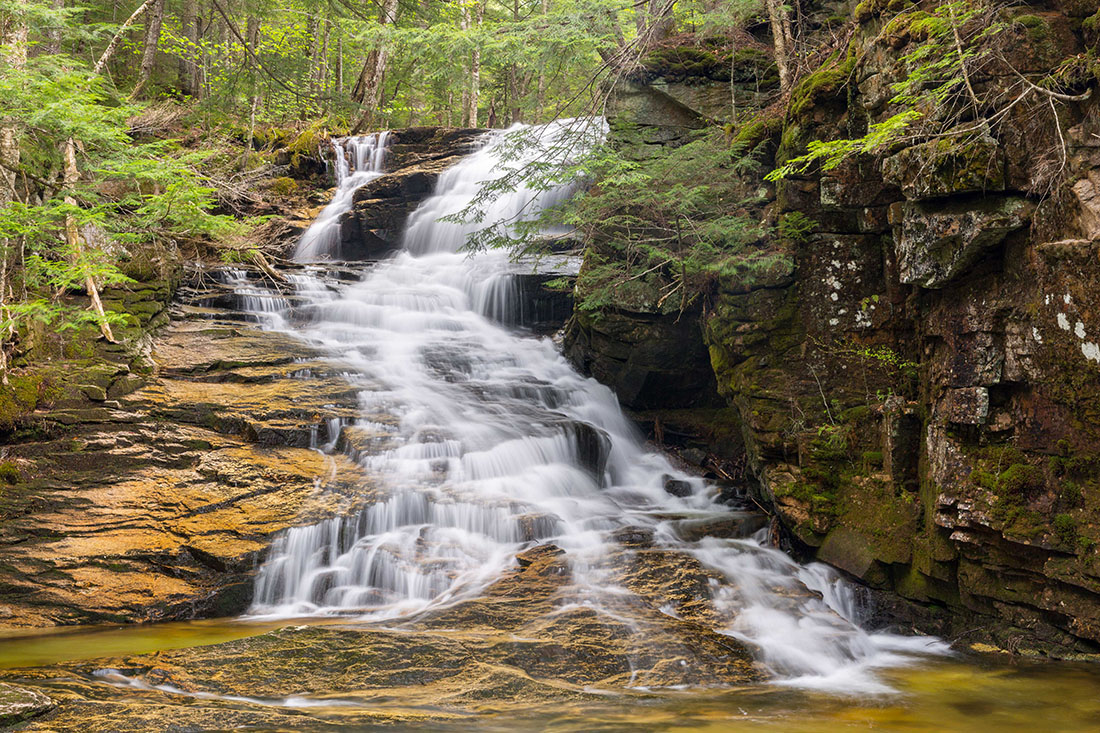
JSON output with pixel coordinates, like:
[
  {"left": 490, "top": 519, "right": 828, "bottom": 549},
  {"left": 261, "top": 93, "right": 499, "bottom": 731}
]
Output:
[{"left": 0, "top": 279, "right": 367, "bottom": 628}]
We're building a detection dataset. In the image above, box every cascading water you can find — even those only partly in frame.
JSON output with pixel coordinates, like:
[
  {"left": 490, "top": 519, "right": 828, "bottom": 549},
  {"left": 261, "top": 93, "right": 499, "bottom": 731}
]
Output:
[
  {"left": 244, "top": 119, "right": 948, "bottom": 694},
  {"left": 293, "top": 132, "right": 391, "bottom": 262}
]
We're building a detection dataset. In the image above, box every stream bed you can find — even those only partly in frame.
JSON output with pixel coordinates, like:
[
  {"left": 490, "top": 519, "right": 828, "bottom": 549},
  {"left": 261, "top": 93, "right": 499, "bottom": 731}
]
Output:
[{"left": 1, "top": 617, "right": 1099, "bottom": 731}]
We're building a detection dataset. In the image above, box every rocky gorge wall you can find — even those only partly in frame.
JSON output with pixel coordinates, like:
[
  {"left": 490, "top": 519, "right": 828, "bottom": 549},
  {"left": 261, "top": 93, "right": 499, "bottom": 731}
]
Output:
[{"left": 565, "top": 1, "right": 1100, "bottom": 657}]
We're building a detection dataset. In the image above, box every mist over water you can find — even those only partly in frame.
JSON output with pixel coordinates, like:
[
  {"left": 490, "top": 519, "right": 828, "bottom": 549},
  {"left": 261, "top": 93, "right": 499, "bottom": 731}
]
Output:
[{"left": 242, "top": 120, "right": 948, "bottom": 693}]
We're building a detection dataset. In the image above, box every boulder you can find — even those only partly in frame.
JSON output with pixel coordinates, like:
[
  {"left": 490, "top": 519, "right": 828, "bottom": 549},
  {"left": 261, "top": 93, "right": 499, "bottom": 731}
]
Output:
[{"left": 0, "top": 684, "right": 54, "bottom": 727}]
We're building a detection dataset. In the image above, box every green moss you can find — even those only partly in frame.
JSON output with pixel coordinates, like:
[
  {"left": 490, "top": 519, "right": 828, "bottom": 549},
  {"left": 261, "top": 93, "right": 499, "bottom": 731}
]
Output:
[
  {"left": 1083, "top": 11, "right": 1100, "bottom": 36},
  {"left": 1015, "top": 14, "right": 1047, "bottom": 33},
  {"left": 1061, "top": 481, "right": 1083, "bottom": 508},
  {"left": 643, "top": 46, "right": 729, "bottom": 81},
  {"left": 787, "top": 54, "right": 858, "bottom": 124},
  {"left": 270, "top": 176, "right": 299, "bottom": 195},
  {"left": 841, "top": 405, "right": 872, "bottom": 423},
  {"left": 862, "top": 450, "right": 884, "bottom": 467},
  {"left": 881, "top": 10, "right": 933, "bottom": 43},
  {"left": 730, "top": 108, "right": 784, "bottom": 152},
  {"left": 997, "top": 464, "right": 1045, "bottom": 497},
  {"left": 998, "top": 504, "right": 1047, "bottom": 540},
  {"left": 1054, "top": 513, "right": 1077, "bottom": 545},
  {"left": 0, "top": 372, "right": 54, "bottom": 433},
  {"left": 0, "top": 461, "right": 19, "bottom": 485},
  {"left": 855, "top": 0, "right": 914, "bottom": 23},
  {"left": 811, "top": 493, "right": 840, "bottom": 517}
]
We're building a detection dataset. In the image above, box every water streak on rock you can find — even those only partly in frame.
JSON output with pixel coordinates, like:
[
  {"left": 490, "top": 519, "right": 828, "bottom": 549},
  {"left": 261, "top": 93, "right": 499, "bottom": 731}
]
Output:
[{"left": 294, "top": 132, "right": 391, "bottom": 262}]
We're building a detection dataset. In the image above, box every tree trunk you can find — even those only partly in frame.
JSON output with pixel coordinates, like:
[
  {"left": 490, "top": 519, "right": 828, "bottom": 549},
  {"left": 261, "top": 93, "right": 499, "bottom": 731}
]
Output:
[
  {"left": 464, "top": 1, "right": 485, "bottom": 127},
  {"left": 635, "top": 0, "right": 674, "bottom": 54},
  {"left": 351, "top": 0, "right": 399, "bottom": 133},
  {"left": 536, "top": 0, "right": 549, "bottom": 119},
  {"left": 178, "top": 0, "right": 196, "bottom": 95},
  {"left": 45, "top": 0, "right": 64, "bottom": 54},
  {"left": 508, "top": 0, "right": 521, "bottom": 124},
  {"left": 63, "top": 139, "right": 114, "bottom": 343},
  {"left": 320, "top": 20, "right": 330, "bottom": 98},
  {"left": 647, "top": 0, "right": 675, "bottom": 42},
  {"left": 766, "top": 0, "right": 792, "bottom": 95},
  {"left": 307, "top": 12, "right": 320, "bottom": 98},
  {"left": 93, "top": 0, "right": 154, "bottom": 76},
  {"left": 243, "top": 16, "right": 259, "bottom": 167},
  {"left": 0, "top": 0, "right": 28, "bottom": 384},
  {"left": 335, "top": 35, "right": 343, "bottom": 96},
  {"left": 131, "top": 0, "right": 165, "bottom": 98}
]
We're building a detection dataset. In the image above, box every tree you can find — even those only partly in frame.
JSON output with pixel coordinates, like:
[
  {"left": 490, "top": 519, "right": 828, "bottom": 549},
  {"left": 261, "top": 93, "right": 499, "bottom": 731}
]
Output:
[
  {"left": 132, "top": 0, "right": 166, "bottom": 98},
  {"left": 765, "top": 0, "right": 792, "bottom": 94},
  {"left": 352, "top": 0, "right": 399, "bottom": 132},
  {"left": 0, "top": 0, "right": 28, "bottom": 384}
]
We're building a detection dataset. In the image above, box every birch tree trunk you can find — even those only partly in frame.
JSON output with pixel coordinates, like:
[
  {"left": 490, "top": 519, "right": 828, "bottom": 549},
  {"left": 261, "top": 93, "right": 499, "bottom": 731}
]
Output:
[
  {"left": 307, "top": 12, "right": 321, "bottom": 98},
  {"left": 766, "top": 0, "right": 793, "bottom": 94},
  {"left": 131, "top": 0, "right": 166, "bottom": 98},
  {"left": 335, "top": 35, "right": 343, "bottom": 96},
  {"left": 93, "top": 0, "right": 154, "bottom": 76},
  {"left": 63, "top": 139, "right": 114, "bottom": 343}
]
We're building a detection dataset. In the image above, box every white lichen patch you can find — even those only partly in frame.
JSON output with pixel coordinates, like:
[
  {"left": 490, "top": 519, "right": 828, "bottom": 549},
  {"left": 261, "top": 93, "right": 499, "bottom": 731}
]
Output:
[
  {"left": 1047, "top": 290, "right": 1098, "bottom": 367},
  {"left": 1032, "top": 327, "right": 1043, "bottom": 344}
]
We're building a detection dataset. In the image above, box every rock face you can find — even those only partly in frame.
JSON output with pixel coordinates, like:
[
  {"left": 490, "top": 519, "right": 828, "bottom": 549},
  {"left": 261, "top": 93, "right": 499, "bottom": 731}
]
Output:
[
  {"left": 573, "top": 3, "right": 1100, "bottom": 657},
  {"left": 0, "top": 269, "right": 366, "bottom": 628},
  {"left": 565, "top": 305, "right": 723, "bottom": 411}
]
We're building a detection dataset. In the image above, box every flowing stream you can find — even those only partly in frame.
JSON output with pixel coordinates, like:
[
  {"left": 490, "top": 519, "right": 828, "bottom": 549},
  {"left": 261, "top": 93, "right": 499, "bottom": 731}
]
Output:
[
  {"left": 293, "top": 132, "right": 391, "bottom": 262},
  {"left": 234, "top": 120, "right": 949, "bottom": 694}
]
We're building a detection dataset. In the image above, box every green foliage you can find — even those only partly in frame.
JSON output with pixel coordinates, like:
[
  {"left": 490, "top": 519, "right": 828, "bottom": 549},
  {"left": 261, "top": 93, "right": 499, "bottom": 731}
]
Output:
[
  {"left": 562, "top": 129, "right": 786, "bottom": 312},
  {"left": 0, "top": 6, "right": 242, "bottom": 373},
  {"left": 778, "top": 211, "right": 817, "bottom": 243},
  {"left": 768, "top": 0, "right": 1025, "bottom": 181}
]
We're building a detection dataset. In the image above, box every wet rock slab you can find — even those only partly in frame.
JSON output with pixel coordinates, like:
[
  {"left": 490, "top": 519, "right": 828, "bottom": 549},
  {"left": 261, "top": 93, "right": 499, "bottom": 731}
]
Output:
[
  {"left": 1, "top": 545, "right": 764, "bottom": 730},
  {"left": 0, "top": 319, "right": 370, "bottom": 629}
]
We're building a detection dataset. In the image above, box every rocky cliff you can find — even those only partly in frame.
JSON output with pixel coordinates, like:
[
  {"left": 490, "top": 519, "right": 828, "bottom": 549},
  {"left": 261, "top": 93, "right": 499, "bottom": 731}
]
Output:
[{"left": 566, "top": 0, "right": 1100, "bottom": 657}]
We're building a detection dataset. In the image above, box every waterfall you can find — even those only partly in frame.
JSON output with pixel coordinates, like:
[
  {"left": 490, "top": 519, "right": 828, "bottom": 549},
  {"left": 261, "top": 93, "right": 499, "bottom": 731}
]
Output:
[
  {"left": 293, "top": 132, "right": 391, "bottom": 262},
  {"left": 242, "top": 119, "right": 948, "bottom": 694}
]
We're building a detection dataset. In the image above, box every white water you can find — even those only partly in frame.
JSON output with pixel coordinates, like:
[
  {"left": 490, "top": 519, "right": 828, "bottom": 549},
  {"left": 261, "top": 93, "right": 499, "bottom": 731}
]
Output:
[
  {"left": 293, "top": 132, "right": 391, "bottom": 262},
  {"left": 244, "top": 119, "right": 947, "bottom": 693}
]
